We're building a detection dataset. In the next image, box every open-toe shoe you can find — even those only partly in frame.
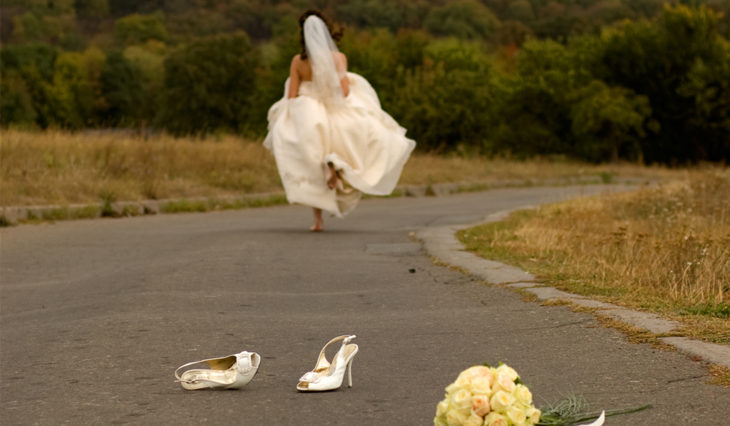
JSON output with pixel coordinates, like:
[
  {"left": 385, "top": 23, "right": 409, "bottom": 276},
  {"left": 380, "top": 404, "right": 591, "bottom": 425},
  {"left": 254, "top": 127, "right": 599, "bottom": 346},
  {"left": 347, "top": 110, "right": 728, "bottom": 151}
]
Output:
[
  {"left": 297, "top": 335, "right": 358, "bottom": 392},
  {"left": 175, "top": 351, "right": 260, "bottom": 390}
]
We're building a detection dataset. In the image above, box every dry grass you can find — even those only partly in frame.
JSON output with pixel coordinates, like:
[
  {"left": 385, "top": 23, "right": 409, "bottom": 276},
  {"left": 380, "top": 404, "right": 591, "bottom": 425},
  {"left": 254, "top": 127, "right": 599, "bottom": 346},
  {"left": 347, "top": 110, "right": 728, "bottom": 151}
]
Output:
[
  {"left": 708, "top": 364, "right": 730, "bottom": 387},
  {"left": 1, "top": 129, "right": 673, "bottom": 207},
  {"left": 400, "top": 154, "right": 673, "bottom": 186},
  {"left": 459, "top": 169, "right": 730, "bottom": 344},
  {"left": 0, "top": 129, "right": 281, "bottom": 206}
]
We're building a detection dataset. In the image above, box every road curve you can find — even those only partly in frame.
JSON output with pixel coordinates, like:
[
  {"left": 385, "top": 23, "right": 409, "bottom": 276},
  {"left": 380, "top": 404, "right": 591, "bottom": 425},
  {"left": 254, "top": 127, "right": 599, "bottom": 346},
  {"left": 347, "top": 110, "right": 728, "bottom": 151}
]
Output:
[{"left": 1, "top": 185, "right": 727, "bottom": 425}]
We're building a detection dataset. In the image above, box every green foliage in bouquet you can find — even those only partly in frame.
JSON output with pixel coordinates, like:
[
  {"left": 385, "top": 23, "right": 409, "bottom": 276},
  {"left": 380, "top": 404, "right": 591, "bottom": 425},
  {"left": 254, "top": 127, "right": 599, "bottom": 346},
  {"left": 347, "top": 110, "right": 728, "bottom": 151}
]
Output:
[{"left": 537, "top": 395, "right": 651, "bottom": 426}]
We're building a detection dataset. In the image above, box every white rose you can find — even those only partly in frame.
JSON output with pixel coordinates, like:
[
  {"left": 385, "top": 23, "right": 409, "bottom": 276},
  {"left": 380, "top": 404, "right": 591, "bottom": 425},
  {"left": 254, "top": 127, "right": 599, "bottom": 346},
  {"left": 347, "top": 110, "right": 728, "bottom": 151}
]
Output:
[
  {"left": 471, "top": 394, "right": 491, "bottom": 417},
  {"left": 446, "top": 409, "right": 468, "bottom": 426},
  {"left": 463, "top": 413, "right": 484, "bottom": 426},
  {"left": 495, "top": 364, "right": 519, "bottom": 382},
  {"left": 506, "top": 405, "right": 528, "bottom": 425},
  {"left": 434, "top": 417, "right": 448, "bottom": 426},
  {"left": 436, "top": 399, "right": 450, "bottom": 417},
  {"left": 494, "top": 371, "right": 516, "bottom": 394},
  {"left": 451, "top": 388, "right": 473, "bottom": 411},
  {"left": 527, "top": 407, "right": 542, "bottom": 425},
  {"left": 470, "top": 376, "right": 491, "bottom": 395},
  {"left": 490, "top": 390, "right": 515, "bottom": 413},
  {"left": 459, "top": 365, "right": 491, "bottom": 380},
  {"left": 513, "top": 384, "right": 533, "bottom": 406},
  {"left": 484, "top": 412, "right": 509, "bottom": 426},
  {"left": 488, "top": 367, "right": 498, "bottom": 383},
  {"left": 446, "top": 376, "right": 472, "bottom": 394}
]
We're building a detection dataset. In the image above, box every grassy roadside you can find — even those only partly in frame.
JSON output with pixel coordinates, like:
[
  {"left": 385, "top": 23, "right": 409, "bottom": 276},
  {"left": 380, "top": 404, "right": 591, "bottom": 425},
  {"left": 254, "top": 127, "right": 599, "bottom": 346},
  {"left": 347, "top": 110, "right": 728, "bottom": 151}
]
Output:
[
  {"left": 458, "top": 168, "right": 730, "bottom": 345},
  {"left": 1, "top": 129, "right": 675, "bottom": 208}
]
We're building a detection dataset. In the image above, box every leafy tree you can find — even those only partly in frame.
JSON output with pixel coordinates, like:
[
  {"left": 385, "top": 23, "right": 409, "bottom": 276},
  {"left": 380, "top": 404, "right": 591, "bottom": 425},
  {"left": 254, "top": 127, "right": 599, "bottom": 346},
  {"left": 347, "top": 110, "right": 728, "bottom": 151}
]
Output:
[
  {"left": 26, "top": 0, "right": 76, "bottom": 15},
  {"left": 0, "top": 43, "right": 59, "bottom": 128},
  {"left": 595, "top": 4, "right": 729, "bottom": 162},
  {"left": 336, "top": 0, "right": 430, "bottom": 31},
  {"left": 394, "top": 29, "right": 430, "bottom": 70},
  {"left": 1, "top": 72, "right": 38, "bottom": 127},
  {"left": 1, "top": 43, "right": 58, "bottom": 81},
  {"left": 122, "top": 42, "right": 166, "bottom": 126},
  {"left": 622, "top": 0, "right": 667, "bottom": 19},
  {"left": 246, "top": 19, "right": 300, "bottom": 135},
  {"left": 74, "top": 0, "right": 110, "bottom": 18},
  {"left": 482, "top": 0, "right": 516, "bottom": 19},
  {"left": 20, "top": 67, "right": 57, "bottom": 128},
  {"left": 166, "top": 9, "right": 234, "bottom": 42},
  {"left": 507, "top": 0, "right": 536, "bottom": 22},
  {"left": 494, "top": 20, "right": 533, "bottom": 47},
  {"left": 114, "top": 12, "right": 167, "bottom": 46},
  {"left": 11, "top": 12, "right": 46, "bottom": 43},
  {"left": 424, "top": 37, "right": 491, "bottom": 71},
  {"left": 108, "top": 0, "right": 164, "bottom": 17},
  {"left": 531, "top": 2, "right": 582, "bottom": 41},
  {"left": 340, "top": 29, "right": 398, "bottom": 92},
  {"left": 676, "top": 38, "right": 730, "bottom": 160},
  {"left": 62, "top": 46, "right": 107, "bottom": 126},
  {"left": 159, "top": 32, "right": 260, "bottom": 135},
  {"left": 424, "top": 0, "right": 500, "bottom": 41},
  {"left": 99, "top": 51, "right": 145, "bottom": 126},
  {"left": 226, "top": 0, "right": 287, "bottom": 40},
  {"left": 387, "top": 38, "right": 497, "bottom": 151},
  {"left": 11, "top": 10, "right": 82, "bottom": 48},
  {"left": 47, "top": 52, "right": 94, "bottom": 128},
  {"left": 491, "top": 38, "right": 590, "bottom": 156},
  {"left": 570, "top": 80, "right": 652, "bottom": 162}
]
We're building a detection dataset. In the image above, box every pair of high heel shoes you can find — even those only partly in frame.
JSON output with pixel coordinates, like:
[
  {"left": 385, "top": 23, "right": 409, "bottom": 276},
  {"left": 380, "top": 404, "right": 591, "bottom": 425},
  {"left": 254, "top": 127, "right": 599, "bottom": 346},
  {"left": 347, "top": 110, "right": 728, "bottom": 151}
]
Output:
[{"left": 174, "top": 335, "right": 358, "bottom": 392}]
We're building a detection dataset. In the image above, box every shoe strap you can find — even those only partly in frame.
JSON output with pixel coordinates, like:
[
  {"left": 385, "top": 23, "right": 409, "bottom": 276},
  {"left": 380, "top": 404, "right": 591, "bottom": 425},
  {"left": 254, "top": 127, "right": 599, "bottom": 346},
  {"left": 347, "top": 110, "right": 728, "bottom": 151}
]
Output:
[
  {"left": 300, "top": 336, "right": 357, "bottom": 385},
  {"left": 313, "top": 335, "right": 356, "bottom": 372},
  {"left": 321, "top": 335, "right": 356, "bottom": 355}
]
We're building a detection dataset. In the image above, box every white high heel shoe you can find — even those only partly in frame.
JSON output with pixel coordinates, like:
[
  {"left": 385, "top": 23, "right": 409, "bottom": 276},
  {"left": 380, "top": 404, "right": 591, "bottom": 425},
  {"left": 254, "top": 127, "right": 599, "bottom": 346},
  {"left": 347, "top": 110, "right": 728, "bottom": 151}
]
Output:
[
  {"left": 175, "top": 351, "right": 260, "bottom": 390},
  {"left": 297, "top": 335, "right": 358, "bottom": 392}
]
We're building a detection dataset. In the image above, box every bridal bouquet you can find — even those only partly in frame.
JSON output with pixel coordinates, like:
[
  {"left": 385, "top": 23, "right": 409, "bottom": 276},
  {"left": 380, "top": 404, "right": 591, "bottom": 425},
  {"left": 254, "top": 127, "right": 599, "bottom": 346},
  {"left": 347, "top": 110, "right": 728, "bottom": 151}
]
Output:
[
  {"left": 434, "top": 364, "right": 541, "bottom": 426},
  {"left": 435, "top": 364, "right": 648, "bottom": 426}
]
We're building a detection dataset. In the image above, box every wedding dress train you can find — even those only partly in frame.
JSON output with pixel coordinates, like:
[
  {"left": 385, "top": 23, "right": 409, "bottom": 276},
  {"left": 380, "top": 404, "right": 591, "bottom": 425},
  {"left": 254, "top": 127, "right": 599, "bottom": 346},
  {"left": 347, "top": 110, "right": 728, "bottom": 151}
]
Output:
[{"left": 264, "top": 73, "right": 416, "bottom": 217}]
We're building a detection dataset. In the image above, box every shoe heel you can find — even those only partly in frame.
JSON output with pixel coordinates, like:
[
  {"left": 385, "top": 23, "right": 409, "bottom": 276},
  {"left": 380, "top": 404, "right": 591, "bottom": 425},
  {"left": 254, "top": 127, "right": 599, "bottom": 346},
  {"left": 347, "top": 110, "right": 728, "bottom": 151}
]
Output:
[{"left": 347, "top": 358, "right": 353, "bottom": 387}]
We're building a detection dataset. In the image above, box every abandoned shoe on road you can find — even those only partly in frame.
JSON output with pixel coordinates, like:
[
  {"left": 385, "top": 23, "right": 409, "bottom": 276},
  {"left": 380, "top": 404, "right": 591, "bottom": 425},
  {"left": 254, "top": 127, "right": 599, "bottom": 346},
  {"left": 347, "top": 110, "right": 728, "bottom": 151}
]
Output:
[
  {"left": 297, "top": 335, "right": 358, "bottom": 392},
  {"left": 175, "top": 351, "right": 261, "bottom": 390}
]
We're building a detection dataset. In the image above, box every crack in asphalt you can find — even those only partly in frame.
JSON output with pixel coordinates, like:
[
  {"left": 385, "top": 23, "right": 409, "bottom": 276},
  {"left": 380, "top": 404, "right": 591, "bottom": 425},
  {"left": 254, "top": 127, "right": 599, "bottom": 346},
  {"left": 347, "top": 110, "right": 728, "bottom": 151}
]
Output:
[{"left": 666, "top": 375, "right": 706, "bottom": 384}]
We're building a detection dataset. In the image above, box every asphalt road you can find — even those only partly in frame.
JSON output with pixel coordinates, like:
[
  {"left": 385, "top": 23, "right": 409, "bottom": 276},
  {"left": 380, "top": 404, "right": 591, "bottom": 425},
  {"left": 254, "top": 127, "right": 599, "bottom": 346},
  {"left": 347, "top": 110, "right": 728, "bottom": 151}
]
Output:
[{"left": 1, "top": 186, "right": 728, "bottom": 425}]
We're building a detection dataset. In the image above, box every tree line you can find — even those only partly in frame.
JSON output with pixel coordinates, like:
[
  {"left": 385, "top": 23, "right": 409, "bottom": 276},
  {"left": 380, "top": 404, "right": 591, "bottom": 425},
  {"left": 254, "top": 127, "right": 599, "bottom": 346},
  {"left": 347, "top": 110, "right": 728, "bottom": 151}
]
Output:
[{"left": 1, "top": 0, "right": 729, "bottom": 164}]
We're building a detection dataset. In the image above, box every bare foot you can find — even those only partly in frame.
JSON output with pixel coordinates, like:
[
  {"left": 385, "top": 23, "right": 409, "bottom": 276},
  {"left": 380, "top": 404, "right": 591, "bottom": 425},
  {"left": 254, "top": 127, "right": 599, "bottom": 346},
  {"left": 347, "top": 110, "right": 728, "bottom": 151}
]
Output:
[{"left": 311, "top": 208, "right": 323, "bottom": 232}]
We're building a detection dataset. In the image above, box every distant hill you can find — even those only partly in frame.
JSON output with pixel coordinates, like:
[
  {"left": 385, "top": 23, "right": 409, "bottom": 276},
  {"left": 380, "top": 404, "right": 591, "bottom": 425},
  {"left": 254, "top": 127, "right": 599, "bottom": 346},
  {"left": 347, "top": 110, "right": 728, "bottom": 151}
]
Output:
[
  {"left": 2, "top": 1, "right": 728, "bottom": 164},
  {"left": 3, "top": 0, "right": 728, "bottom": 48}
]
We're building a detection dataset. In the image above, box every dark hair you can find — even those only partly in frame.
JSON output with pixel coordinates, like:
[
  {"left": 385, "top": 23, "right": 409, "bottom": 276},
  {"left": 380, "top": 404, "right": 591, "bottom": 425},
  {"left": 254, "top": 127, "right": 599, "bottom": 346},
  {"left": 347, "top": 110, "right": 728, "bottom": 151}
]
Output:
[{"left": 299, "top": 10, "right": 343, "bottom": 60}]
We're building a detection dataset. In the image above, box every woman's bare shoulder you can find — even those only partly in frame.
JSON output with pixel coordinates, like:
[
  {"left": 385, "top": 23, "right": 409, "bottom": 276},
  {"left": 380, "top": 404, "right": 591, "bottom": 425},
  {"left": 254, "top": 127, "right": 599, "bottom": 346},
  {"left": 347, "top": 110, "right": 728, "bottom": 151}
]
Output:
[{"left": 290, "top": 54, "right": 307, "bottom": 75}]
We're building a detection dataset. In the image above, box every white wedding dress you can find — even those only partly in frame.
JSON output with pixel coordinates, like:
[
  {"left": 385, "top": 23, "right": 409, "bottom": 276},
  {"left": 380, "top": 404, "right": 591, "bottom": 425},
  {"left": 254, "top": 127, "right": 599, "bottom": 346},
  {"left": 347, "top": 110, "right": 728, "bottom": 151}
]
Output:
[{"left": 263, "top": 16, "right": 415, "bottom": 218}]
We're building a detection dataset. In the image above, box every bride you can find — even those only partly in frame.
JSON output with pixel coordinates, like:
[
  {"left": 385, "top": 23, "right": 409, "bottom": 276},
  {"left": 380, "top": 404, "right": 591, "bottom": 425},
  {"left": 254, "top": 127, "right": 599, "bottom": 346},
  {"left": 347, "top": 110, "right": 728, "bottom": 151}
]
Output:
[{"left": 264, "top": 10, "right": 416, "bottom": 231}]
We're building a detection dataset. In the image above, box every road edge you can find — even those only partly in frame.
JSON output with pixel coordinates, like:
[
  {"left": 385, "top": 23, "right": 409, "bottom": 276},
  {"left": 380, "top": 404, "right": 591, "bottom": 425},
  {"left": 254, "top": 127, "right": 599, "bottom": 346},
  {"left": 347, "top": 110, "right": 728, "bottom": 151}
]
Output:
[
  {"left": 1, "top": 175, "right": 623, "bottom": 226},
  {"left": 416, "top": 207, "right": 730, "bottom": 370}
]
